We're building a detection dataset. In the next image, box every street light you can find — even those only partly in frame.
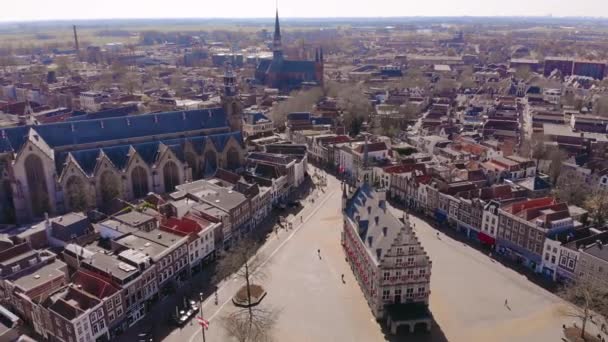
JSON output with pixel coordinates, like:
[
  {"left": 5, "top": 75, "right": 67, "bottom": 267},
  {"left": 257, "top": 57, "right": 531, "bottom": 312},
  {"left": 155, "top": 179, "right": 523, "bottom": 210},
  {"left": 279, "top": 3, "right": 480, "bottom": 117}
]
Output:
[{"left": 199, "top": 292, "right": 206, "bottom": 342}]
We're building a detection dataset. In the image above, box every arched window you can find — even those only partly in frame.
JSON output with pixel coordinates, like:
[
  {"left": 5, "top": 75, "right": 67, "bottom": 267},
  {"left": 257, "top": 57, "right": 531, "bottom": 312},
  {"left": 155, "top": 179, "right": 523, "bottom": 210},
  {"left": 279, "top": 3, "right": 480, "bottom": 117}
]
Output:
[
  {"left": 65, "top": 176, "right": 88, "bottom": 211},
  {"left": 25, "top": 154, "right": 50, "bottom": 217},
  {"left": 0, "top": 179, "right": 15, "bottom": 223},
  {"left": 204, "top": 150, "right": 217, "bottom": 177},
  {"left": 226, "top": 147, "right": 240, "bottom": 170},
  {"left": 185, "top": 152, "right": 201, "bottom": 180},
  {"left": 163, "top": 161, "right": 180, "bottom": 193},
  {"left": 131, "top": 166, "right": 149, "bottom": 198},
  {"left": 100, "top": 171, "right": 120, "bottom": 204}
]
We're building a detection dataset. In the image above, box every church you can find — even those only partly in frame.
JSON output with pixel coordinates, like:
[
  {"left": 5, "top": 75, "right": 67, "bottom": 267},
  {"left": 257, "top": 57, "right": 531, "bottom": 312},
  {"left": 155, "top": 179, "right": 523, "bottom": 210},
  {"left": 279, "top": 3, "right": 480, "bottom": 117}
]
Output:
[
  {"left": 255, "top": 10, "right": 324, "bottom": 91},
  {"left": 0, "top": 71, "right": 245, "bottom": 224}
]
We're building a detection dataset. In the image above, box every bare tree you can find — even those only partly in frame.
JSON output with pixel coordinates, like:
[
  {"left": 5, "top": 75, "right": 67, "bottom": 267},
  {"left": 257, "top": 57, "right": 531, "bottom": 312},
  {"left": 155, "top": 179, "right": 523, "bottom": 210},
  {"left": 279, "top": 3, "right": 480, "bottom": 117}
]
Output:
[
  {"left": 593, "top": 95, "right": 608, "bottom": 116},
  {"left": 122, "top": 72, "right": 141, "bottom": 95},
  {"left": 271, "top": 87, "right": 323, "bottom": 128},
  {"left": 584, "top": 190, "right": 608, "bottom": 227},
  {"left": 514, "top": 66, "right": 531, "bottom": 81},
  {"left": 335, "top": 83, "right": 372, "bottom": 136},
  {"left": 221, "top": 307, "right": 278, "bottom": 342},
  {"left": 397, "top": 67, "right": 430, "bottom": 90},
  {"left": 558, "top": 276, "right": 608, "bottom": 340},
  {"left": 547, "top": 147, "right": 568, "bottom": 184},
  {"left": 214, "top": 238, "right": 267, "bottom": 322},
  {"left": 554, "top": 170, "right": 591, "bottom": 206}
]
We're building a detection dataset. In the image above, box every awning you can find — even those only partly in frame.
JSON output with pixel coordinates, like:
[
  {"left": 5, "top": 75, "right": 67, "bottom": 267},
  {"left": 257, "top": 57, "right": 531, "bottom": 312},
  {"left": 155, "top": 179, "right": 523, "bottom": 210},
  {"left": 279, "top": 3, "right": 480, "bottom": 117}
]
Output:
[{"left": 477, "top": 232, "right": 495, "bottom": 245}]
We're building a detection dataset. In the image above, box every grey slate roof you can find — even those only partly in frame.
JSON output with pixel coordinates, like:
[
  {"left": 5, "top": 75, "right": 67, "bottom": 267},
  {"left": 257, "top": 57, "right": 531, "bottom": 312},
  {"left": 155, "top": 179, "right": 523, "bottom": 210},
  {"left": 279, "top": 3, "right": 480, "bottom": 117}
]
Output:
[{"left": 345, "top": 184, "right": 407, "bottom": 264}]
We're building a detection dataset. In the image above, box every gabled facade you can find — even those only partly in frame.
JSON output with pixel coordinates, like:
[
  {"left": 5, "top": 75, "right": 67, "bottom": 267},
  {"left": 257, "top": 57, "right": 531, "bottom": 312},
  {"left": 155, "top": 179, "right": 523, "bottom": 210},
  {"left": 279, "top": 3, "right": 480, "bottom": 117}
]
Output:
[
  {"left": 0, "top": 105, "right": 245, "bottom": 223},
  {"left": 342, "top": 183, "right": 432, "bottom": 333}
]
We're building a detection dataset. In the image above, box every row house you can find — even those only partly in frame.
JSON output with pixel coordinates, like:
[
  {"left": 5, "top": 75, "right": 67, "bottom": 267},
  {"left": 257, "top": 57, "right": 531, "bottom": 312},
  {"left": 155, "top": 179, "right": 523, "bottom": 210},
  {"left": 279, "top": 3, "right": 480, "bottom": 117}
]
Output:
[
  {"left": 496, "top": 197, "right": 576, "bottom": 272},
  {"left": 576, "top": 238, "right": 608, "bottom": 289},
  {"left": 352, "top": 140, "right": 389, "bottom": 185},
  {"left": 34, "top": 284, "right": 110, "bottom": 342},
  {"left": 541, "top": 230, "right": 607, "bottom": 283},
  {"left": 112, "top": 230, "right": 189, "bottom": 295},
  {"left": 342, "top": 184, "right": 432, "bottom": 334},
  {"left": 242, "top": 111, "right": 273, "bottom": 139},
  {"left": 308, "top": 134, "right": 351, "bottom": 167},
  {"left": 176, "top": 180, "right": 252, "bottom": 245},
  {"left": 481, "top": 155, "right": 536, "bottom": 183},
  {"left": 161, "top": 216, "right": 217, "bottom": 272},
  {"left": 0, "top": 244, "right": 69, "bottom": 324},
  {"left": 77, "top": 248, "right": 156, "bottom": 332},
  {"left": 264, "top": 145, "right": 309, "bottom": 188}
]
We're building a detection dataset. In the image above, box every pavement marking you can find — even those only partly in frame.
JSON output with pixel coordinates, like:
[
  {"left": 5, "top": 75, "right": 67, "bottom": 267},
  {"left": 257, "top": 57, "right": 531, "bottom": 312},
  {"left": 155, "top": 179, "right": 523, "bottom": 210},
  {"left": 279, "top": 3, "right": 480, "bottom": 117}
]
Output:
[{"left": 187, "top": 187, "right": 338, "bottom": 342}]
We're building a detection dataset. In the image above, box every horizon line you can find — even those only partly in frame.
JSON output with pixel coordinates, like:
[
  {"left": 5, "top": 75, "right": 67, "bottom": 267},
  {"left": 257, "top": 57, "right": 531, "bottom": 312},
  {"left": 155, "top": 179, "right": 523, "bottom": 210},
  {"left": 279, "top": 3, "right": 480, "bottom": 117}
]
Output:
[{"left": 2, "top": 14, "right": 608, "bottom": 24}]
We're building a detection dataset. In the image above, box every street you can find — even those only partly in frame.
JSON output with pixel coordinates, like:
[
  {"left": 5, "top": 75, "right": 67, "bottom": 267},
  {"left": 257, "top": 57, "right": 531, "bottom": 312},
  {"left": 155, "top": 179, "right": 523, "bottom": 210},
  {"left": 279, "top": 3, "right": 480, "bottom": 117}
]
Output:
[{"left": 157, "top": 168, "right": 592, "bottom": 342}]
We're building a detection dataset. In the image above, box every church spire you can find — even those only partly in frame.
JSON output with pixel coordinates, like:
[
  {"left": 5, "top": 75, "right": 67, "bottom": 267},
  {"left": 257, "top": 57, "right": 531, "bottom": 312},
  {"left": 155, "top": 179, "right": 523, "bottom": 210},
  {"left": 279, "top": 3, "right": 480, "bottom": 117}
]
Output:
[
  {"left": 272, "top": 7, "right": 283, "bottom": 61},
  {"left": 274, "top": 8, "right": 281, "bottom": 43}
]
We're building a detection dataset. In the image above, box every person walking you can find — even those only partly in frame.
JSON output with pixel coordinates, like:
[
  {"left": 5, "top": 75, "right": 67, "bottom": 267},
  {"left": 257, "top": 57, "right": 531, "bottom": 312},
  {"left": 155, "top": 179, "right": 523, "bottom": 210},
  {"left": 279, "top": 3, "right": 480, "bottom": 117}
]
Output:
[
  {"left": 341, "top": 274, "right": 345, "bottom": 283},
  {"left": 504, "top": 299, "right": 508, "bottom": 306},
  {"left": 317, "top": 249, "right": 321, "bottom": 259}
]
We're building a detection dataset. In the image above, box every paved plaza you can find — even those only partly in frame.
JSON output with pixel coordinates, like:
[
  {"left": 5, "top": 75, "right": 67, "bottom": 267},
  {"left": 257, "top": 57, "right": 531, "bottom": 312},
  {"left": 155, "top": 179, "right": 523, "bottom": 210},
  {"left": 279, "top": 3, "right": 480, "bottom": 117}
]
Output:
[{"left": 165, "top": 169, "right": 585, "bottom": 342}]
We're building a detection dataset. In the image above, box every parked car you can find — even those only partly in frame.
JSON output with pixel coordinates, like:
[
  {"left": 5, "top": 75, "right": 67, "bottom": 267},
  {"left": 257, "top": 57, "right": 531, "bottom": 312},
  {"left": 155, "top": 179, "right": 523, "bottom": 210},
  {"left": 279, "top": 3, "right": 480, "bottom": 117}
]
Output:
[{"left": 138, "top": 331, "right": 153, "bottom": 342}]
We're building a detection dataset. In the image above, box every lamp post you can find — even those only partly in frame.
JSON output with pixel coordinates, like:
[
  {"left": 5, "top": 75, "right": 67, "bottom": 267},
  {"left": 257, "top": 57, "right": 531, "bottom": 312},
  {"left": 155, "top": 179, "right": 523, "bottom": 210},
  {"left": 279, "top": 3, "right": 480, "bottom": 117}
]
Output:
[{"left": 199, "top": 292, "right": 206, "bottom": 342}]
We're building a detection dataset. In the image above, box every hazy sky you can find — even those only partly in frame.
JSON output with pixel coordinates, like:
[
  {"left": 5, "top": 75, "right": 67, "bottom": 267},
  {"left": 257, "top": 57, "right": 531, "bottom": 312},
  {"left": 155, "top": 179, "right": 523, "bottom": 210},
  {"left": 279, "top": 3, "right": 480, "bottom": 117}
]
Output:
[{"left": 1, "top": 0, "right": 606, "bottom": 22}]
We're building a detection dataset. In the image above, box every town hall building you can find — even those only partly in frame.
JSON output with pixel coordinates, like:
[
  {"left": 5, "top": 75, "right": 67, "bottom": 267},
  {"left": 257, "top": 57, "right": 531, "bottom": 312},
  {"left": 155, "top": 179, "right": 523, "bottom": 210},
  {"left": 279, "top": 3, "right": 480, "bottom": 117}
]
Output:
[{"left": 342, "top": 183, "right": 433, "bottom": 334}]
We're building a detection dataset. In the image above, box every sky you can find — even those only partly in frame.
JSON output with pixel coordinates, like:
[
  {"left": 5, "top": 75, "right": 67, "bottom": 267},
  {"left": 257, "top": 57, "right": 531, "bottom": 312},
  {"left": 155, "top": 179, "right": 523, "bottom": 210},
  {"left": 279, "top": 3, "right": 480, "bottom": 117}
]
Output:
[{"left": 0, "top": 0, "right": 606, "bottom": 22}]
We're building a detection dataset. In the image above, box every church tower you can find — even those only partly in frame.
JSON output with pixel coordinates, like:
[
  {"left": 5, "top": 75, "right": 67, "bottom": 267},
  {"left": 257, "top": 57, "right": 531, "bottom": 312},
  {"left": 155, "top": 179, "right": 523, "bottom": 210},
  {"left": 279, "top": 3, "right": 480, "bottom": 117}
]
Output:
[
  {"left": 222, "top": 63, "right": 242, "bottom": 132},
  {"left": 272, "top": 9, "right": 283, "bottom": 62}
]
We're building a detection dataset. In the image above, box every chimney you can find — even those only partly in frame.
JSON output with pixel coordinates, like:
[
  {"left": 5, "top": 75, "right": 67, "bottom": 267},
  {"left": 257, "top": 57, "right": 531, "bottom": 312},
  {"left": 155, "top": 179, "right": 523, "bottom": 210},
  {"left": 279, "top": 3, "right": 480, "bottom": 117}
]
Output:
[{"left": 73, "top": 25, "right": 79, "bottom": 52}]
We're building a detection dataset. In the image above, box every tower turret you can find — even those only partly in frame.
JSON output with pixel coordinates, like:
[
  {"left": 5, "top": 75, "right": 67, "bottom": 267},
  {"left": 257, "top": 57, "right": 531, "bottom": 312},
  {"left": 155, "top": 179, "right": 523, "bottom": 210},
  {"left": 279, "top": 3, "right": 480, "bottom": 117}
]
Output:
[{"left": 221, "top": 63, "right": 242, "bottom": 132}]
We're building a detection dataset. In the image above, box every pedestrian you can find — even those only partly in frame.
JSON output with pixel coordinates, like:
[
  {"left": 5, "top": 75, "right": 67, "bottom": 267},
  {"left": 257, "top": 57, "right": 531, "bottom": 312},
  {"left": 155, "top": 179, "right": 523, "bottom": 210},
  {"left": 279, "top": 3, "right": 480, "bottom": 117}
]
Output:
[
  {"left": 301, "top": 216, "right": 303, "bottom": 223},
  {"left": 341, "top": 274, "right": 345, "bottom": 282},
  {"left": 317, "top": 249, "right": 321, "bottom": 259},
  {"left": 504, "top": 299, "right": 508, "bottom": 306},
  {"left": 436, "top": 232, "right": 440, "bottom": 239}
]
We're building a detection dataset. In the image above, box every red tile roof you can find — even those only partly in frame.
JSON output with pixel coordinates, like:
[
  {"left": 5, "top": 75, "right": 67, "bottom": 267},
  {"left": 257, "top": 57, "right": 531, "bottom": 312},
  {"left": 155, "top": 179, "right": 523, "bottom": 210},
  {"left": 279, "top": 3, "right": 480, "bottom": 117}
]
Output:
[
  {"left": 161, "top": 217, "right": 204, "bottom": 236},
  {"left": 72, "top": 269, "right": 120, "bottom": 299},
  {"left": 382, "top": 163, "right": 426, "bottom": 174},
  {"left": 354, "top": 142, "right": 388, "bottom": 153}
]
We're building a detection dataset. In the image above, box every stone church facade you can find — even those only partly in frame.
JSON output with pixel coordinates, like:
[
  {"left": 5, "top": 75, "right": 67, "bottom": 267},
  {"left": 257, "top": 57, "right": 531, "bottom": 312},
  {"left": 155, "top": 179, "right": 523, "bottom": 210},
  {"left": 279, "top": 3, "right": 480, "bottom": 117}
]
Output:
[{"left": 0, "top": 76, "right": 245, "bottom": 224}]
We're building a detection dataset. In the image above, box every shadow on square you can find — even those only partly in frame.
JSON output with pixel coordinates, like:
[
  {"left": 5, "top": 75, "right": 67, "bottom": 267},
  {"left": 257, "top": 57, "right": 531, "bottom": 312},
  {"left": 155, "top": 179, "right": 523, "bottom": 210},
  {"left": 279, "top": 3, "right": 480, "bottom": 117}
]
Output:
[{"left": 381, "top": 317, "right": 448, "bottom": 342}]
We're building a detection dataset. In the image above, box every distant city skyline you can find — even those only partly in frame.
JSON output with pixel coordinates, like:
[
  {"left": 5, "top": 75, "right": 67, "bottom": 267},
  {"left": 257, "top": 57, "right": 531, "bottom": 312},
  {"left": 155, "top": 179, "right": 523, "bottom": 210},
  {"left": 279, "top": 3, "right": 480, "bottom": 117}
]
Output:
[{"left": 0, "top": 0, "right": 606, "bottom": 22}]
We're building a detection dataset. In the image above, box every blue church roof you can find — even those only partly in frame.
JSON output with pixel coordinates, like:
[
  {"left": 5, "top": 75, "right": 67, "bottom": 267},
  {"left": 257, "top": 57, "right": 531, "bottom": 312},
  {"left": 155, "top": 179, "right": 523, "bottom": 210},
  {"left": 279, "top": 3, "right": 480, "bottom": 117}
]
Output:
[
  {"left": 0, "top": 108, "right": 229, "bottom": 154},
  {"left": 53, "top": 131, "right": 242, "bottom": 176}
]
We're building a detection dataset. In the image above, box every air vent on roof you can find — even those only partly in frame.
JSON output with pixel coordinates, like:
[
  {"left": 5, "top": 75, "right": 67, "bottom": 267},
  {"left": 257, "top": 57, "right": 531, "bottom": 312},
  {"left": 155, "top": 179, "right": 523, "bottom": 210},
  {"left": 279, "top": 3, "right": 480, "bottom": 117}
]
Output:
[
  {"left": 215, "top": 200, "right": 220, "bottom": 203},
  {"left": 34, "top": 275, "right": 40, "bottom": 279}
]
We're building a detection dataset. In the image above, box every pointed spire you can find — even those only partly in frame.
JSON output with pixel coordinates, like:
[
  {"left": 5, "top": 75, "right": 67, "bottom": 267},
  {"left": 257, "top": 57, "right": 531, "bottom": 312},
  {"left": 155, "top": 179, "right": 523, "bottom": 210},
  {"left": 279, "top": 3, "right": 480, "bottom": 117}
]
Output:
[
  {"left": 274, "top": 8, "right": 281, "bottom": 42},
  {"left": 272, "top": 7, "right": 283, "bottom": 61}
]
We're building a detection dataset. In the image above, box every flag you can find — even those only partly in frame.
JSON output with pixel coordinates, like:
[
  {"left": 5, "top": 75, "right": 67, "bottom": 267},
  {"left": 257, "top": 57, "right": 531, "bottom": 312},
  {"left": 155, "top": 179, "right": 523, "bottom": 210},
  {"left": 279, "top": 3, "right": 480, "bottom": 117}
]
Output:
[{"left": 197, "top": 316, "right": 209, "bottom": 329}]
